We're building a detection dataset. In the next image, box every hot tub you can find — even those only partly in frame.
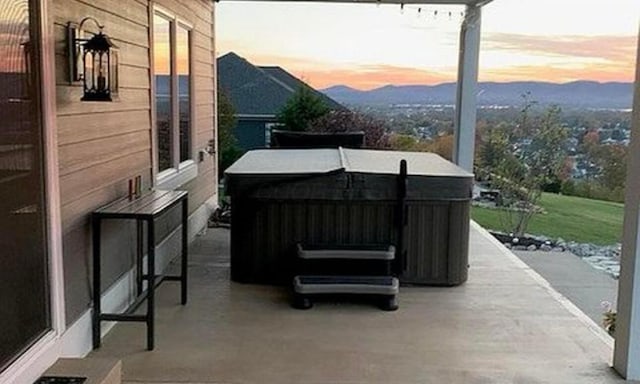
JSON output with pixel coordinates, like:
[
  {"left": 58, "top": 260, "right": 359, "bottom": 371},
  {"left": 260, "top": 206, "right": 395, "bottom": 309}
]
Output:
[{"left": 225, "top": 148, "right": 473, "bottom": 286}]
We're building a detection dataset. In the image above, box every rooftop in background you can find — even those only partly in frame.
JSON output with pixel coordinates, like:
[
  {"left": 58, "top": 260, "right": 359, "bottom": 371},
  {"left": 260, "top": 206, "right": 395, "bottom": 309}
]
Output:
[{"left": 217, "top": 52, "right": 346, "bottom": 117}]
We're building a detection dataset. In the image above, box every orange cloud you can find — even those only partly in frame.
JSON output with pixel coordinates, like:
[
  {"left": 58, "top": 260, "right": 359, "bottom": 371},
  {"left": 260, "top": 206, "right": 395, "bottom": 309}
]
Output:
[
  {"left": 484, "top": 33, "right": 637, "bottom": 62},
  {"left": 221, "top": 32, "right": 638, "bottom": 90},
  {"left": 220, "top": 51, "right": 455, "bottom": 90},
  {"left": 298, "top": 65, "right": 455, "bottom": 90}
]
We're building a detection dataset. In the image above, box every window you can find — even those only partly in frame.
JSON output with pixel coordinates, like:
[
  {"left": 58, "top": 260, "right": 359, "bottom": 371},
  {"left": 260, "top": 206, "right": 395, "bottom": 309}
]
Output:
[
  {"left": 176, "top": 26, "right": 190, "bottom": 162},
  {"left": 153, "top": 9, "right": 193, "bottom": 185},
  {"left": 0, "top": 0, "right": 50, "bottom": 372}
]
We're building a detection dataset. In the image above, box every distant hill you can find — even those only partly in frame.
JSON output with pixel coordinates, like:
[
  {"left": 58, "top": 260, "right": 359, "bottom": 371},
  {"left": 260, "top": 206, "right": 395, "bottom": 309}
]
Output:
[{"left": 321, "top": 81, "right": 633, "bottom": 109}]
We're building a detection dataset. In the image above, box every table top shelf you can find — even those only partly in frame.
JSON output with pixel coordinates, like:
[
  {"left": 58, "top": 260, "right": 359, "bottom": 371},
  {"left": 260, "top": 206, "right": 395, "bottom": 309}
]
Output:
[{"left": 93, "top": 190, "right": 188, "bottom": 219}]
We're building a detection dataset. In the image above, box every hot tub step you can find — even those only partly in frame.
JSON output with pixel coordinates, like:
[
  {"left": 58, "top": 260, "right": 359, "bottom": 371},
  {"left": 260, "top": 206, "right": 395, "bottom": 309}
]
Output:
[
  {"left": 297, "top": 244, "right": 395, "bottom": 260},
  {"left": 292, "top": 275, "right": 399, "bottom": 311}
]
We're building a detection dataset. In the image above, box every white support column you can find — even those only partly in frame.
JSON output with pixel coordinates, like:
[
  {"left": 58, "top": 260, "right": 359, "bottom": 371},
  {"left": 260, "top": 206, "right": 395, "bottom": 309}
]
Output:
[
  {"left": 613, "top": 25, "right": 640, "bottom": 381},
  {"left": 452, "top": 5, "right": 482, "bottom": 173}
]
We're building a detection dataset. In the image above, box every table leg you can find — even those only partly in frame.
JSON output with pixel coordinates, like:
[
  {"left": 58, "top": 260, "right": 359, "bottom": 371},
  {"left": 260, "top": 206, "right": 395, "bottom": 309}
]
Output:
[
  {"left": 136, "top": 219, "right": 143, "bottom": 296},
  {"left": 181, "top": 197, "right": 188, "bottom": 305},
  {"left": 92, "top": 215, "right": 102, "bottom": 349},
  {"left": 146, "top": 218, "right": 155, "bottom": 351}
]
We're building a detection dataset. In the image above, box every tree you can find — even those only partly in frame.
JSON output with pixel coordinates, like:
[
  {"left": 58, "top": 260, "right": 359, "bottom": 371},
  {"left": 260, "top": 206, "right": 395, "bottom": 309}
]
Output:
[
  {"left": 592, "top": 144, "right": 628, "bottom": 191},
  {"left": 423, "top": 134, "right": 454, "bottom": 161},
  {"left": 477, "top": 123, "right": 512, "bottom": 173},
  {"left": 386, "top": 133, "right": 454, "bottom": 160},
  {"left": 480, "top": 101, "right": 568, "bottom": 236},
  {"left": 277, "top": 86, "right": 329, "bottom": 131},
  {"left": 582, "top": 130, "right": 600, "bottom": 156},
  {"left": 217, "top": 87, "right": 243, "bottom": 180},
  {"left": 388, "top": 133, "right": 419, "bottom": 151},
  {"left": 309, "top": 110, "right": 390, "bottom": 149}
]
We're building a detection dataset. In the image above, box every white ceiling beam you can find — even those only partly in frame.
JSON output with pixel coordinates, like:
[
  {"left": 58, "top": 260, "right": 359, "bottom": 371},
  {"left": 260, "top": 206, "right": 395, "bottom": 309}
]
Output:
[{"left": 217, "top": 0, "right": 493, "bottom": 6}]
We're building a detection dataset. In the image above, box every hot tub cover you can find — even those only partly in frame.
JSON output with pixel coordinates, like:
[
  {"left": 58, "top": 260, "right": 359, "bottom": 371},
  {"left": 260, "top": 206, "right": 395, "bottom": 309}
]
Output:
[{"left": 225, "top": 148, "right": 473, "bottom": 201}]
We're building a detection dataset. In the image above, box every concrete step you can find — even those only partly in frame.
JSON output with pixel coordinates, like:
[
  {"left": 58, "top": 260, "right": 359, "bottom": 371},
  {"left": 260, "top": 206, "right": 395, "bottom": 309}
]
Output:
[
  {"left": 38, "top": 358, "right": 121, "bottom": 384},
  {"left": 297, "top": 244, "right": 395, "bottom": 260}
]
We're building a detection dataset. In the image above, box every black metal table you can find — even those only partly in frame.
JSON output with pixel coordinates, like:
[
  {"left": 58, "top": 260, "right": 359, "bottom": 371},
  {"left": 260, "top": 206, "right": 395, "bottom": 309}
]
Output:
[{"left": 91, "top": 189, "right": 188, "bottom": 350}]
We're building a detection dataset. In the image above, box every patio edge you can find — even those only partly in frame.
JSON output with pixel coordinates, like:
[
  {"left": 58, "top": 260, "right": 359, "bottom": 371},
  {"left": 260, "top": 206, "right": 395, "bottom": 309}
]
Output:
[{"left": 470, "top": 220, "right": 615, "bottom": 351}]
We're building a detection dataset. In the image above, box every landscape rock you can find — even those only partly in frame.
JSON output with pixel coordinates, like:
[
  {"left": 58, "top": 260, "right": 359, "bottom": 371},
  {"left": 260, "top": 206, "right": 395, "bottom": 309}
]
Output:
[
  {"left": 489, "top": 231, "right": 620, "bottom": 279},
  {"left": 565, "top": 242, "right": 621, "bottom": 279}
]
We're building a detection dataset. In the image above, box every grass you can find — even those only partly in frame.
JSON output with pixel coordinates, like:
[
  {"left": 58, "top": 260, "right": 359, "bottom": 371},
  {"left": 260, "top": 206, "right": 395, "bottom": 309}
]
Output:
[{"left": 471, "top": 192, "right": 624, "bottom": 245}]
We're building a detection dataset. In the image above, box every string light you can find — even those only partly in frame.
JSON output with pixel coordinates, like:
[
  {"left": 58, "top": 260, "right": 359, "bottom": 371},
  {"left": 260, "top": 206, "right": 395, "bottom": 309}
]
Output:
[{"left": 395, "top": 5, "right": 465, "bottom": 23}]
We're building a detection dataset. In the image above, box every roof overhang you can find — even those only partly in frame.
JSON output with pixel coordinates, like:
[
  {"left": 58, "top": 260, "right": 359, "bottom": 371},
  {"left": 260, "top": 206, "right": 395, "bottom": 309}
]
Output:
[{"left": 217, "top": 0, "right": 493, "bottom": 6}]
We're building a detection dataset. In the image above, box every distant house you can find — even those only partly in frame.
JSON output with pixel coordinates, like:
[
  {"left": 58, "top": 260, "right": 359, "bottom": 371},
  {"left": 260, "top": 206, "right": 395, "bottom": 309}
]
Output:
[{"left": 217, "top": 52, "right": 346, "bottom": 150}]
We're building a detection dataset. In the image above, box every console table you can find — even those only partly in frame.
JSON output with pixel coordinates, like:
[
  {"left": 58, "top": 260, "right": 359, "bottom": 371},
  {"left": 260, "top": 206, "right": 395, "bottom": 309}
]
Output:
[{"left": 91, "top": 189, "right": 188, "bottom": 350}]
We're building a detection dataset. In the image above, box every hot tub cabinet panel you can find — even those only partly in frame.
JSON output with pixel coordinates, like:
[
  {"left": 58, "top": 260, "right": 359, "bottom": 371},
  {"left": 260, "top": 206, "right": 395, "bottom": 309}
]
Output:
[
  {"left": 402, "top": 201, "right": 470, "bottom": 285},
  {"left": 226, "top": 148, "right": 473, "bottom": 286},
  {"left": 231, "top": 200, "right": 397, "bottom": 284}
]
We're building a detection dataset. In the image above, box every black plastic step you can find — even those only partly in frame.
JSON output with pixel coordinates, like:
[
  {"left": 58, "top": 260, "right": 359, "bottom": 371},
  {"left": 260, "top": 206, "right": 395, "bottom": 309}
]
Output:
[
  {"left": 293, "top": 275, "right": 399, "bottom": 295},
  {"left": 297, "top": 244, "right": 395, "bottom": 260}
]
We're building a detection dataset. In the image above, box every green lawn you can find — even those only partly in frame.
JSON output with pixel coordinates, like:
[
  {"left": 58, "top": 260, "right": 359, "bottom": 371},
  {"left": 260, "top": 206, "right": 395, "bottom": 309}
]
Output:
[{"left": 471, "top": 193, "right": 624, "bottom": 245}]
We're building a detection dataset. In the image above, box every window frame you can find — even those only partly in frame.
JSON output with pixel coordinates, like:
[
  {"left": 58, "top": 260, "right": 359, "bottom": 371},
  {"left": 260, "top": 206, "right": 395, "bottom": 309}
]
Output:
[
  {"left": 150, "top": 5, "right": 196, "bottom": 189},
  {"left": 0, "top": 0, "right": 66, "bottom": 381}
]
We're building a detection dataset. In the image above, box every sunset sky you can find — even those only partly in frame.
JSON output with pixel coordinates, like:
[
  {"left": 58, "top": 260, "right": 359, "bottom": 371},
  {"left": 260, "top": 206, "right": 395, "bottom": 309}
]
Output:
[{"left": 216, "top": 0, "right": 639, "bottom": 90}]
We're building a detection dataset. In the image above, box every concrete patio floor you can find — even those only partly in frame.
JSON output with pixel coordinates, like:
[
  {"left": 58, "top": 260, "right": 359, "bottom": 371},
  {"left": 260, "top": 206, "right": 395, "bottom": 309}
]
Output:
[{"left": 90, "top": 222, "right": 625, "bottom": 383}]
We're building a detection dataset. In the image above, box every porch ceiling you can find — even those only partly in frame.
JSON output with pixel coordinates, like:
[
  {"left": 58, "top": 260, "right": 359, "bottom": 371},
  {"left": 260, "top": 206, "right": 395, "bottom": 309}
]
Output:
[{"left": 217, "top": 0, "right": 493, "bottom": 6}]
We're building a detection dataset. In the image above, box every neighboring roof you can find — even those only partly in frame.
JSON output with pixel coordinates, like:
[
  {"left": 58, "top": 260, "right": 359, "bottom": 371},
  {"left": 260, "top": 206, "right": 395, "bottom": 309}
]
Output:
[{"left": 217, "top": 52, "right": 346, "bottom": 116}]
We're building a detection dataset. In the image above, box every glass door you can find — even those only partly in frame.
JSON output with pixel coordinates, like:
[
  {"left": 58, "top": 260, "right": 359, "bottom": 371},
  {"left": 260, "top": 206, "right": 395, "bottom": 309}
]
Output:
[{"left": 0, "top": 0, "right": 49, "bottom": 372}]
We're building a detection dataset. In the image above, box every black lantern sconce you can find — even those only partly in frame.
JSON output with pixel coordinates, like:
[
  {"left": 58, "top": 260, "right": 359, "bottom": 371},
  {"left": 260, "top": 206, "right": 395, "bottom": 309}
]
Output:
[{"left": 67, "top": 17, "right": 118, "bottom": 102}]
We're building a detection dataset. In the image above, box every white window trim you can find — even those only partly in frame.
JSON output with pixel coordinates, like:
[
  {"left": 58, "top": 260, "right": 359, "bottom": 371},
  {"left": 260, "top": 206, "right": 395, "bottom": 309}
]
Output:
[
  {"left": 150, "top": 5, "right": 197, "bottom": 189},
  {"left": 157, "top": 159, "right": 197, "bottom": 190},
  {"left": 0, "top": 0, "right": 66, "bottom": 381}
]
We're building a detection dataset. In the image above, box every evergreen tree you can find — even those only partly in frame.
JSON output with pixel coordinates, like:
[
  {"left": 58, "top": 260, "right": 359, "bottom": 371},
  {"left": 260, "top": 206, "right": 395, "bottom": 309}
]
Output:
[
  {"left": 217, "top": 88, "right": 243, "bottom": 180},
  {"left": 277, "top": 86, "right": 329, "bottom": 131}
]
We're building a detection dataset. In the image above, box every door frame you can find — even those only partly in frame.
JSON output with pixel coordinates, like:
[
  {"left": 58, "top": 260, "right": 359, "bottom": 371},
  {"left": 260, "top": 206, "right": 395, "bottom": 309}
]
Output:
[{"left": 0, "top": 0, "right": 65, "bottom": 382}]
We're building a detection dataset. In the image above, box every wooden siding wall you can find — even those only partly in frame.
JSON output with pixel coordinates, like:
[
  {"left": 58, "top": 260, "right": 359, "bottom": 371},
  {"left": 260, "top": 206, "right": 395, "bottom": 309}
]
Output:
[{"left": 53, "top": 0, "right": 216, "bottom": 325}]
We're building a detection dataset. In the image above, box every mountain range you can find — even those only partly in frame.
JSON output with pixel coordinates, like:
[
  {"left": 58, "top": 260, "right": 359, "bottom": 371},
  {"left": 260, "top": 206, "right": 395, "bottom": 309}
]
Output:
[{"left": 321, "top": 81, "right": 634, "bottom": 109}]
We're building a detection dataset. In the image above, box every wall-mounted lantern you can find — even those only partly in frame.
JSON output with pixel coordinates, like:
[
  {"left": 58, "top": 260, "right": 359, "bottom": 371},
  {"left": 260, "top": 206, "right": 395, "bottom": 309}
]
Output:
[{"left": 67, "top": 17, "right": 118, "bottom": 102}]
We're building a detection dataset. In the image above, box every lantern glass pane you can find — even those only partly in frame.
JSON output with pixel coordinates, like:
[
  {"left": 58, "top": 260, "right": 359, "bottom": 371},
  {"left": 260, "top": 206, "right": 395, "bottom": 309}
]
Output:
[
  {"left": 154, "top": 13, "right": 172, "bottom": 172},
  {"left": 84, "top": 51, "right": 94, "bottom": 91},
  {"left": 97, "top": 51, "right": 108, "bottom": 91},
  {"left": 177, "top": 26, "right": 190, "bottom": 162}
]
